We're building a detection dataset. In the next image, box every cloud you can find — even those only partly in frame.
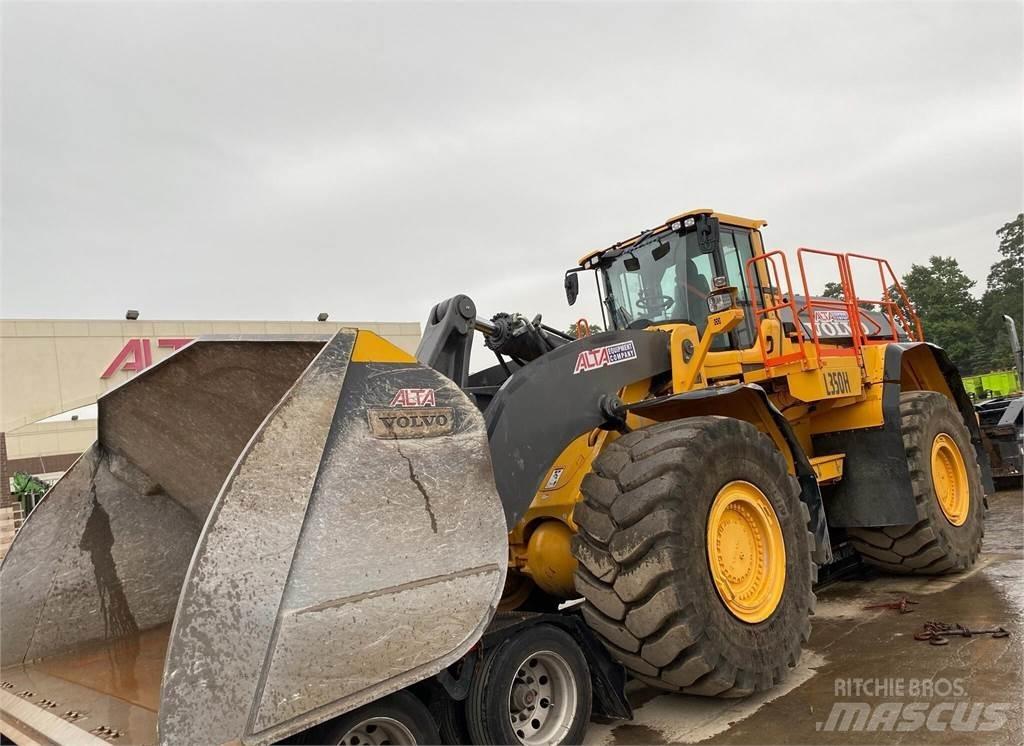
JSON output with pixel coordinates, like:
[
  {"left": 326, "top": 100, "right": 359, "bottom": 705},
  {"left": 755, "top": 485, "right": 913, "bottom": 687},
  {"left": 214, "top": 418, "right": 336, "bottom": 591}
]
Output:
[{"left": 2, "top": 1, "right": 1021, "bottom": 337}]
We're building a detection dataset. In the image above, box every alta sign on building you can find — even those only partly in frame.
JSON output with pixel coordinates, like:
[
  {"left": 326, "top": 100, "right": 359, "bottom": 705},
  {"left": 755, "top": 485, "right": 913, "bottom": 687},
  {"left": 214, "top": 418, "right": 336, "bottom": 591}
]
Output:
[{"left": 101, "top": 338, "right": 192, "bottom": 378}]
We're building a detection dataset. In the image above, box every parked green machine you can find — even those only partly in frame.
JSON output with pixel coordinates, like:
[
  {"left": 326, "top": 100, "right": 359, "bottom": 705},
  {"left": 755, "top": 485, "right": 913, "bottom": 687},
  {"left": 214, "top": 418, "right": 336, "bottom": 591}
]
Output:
[
  {"left": 964, "top": 370, "right": 1020, "bottom": 401},
  {"left": 973, "top": 316, "right": 1023, "bottom": 483}
]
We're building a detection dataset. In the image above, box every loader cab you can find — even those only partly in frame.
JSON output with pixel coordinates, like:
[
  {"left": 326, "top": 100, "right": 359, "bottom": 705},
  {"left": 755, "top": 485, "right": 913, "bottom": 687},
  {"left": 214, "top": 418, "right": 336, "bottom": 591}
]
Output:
[{"left": 574, "top": 210, "right": 765, "bottom": 350}]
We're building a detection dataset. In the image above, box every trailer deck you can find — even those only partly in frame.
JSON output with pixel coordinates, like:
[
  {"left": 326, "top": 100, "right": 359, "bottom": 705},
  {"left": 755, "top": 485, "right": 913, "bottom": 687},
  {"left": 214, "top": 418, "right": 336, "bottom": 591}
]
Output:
[{"left": 0, "top": 625, "right": 169, "bottom": 744}]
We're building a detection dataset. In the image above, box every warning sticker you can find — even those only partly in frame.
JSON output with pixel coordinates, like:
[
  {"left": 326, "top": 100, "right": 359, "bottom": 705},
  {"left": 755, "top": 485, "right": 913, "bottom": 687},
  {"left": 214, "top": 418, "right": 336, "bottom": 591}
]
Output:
[{"left": 544, "top": 467, "right": 565, "bottom": 490}]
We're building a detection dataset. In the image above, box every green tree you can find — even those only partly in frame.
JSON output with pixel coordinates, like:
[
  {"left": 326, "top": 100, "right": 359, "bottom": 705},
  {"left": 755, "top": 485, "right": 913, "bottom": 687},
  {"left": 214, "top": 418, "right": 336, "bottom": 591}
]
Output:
[
  {"left": 901, "top": 256, "right": 980, "bottom": 373},
  {"left": 820, "top": 280, "right": 877, "bottom": 311},
  {"left": 976, "top": 214, "right": 1023, "bottom": 371},
  {"left": 821, "top": 281, "right": 844, "bottom": 299}
]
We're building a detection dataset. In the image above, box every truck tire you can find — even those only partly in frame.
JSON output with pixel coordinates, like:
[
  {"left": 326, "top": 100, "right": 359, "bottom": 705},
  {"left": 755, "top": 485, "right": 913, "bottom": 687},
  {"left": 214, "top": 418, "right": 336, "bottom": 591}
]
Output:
[
  {"left": 317, "top": 690, "right": 439, "bottom": 745},
  {"left": 848, "top": 391, "right": 985, "bottom": 574},
  {"left": 466, "top": 624, "right": 592, "bottom": 745},
  {"left": 571, "top": 417, "right": 816, "bottom": 696},
  {"left": 428, "top": 684, "right": 470, "bottom": 745}
]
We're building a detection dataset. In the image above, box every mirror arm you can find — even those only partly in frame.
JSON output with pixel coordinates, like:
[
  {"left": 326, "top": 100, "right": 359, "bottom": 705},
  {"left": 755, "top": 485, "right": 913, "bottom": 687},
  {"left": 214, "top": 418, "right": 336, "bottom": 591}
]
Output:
[{"left": 696, "top": 214, "right": 721, "bottom": 255}]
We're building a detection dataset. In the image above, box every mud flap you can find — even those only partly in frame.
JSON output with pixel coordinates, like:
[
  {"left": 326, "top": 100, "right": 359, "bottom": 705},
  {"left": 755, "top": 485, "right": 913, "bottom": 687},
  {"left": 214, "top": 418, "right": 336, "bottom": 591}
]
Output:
[{"left": 1, "top": 330, "right": 506, "bottom": 746}]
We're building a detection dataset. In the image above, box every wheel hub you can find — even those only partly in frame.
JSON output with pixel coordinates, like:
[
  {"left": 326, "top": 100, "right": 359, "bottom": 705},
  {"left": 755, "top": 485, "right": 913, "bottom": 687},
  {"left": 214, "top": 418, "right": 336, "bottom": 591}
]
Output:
[
  {"left": 507, "top": 651, "right": 576, "bottom": 745},
  {"left": 338, "top": 716, "right": 416, "bottom": 746},
  {"left": 510, "top": 683, "right": 536, "bottom": 710},
  {"left": 706, "top": 480, "right": 786, "bottom": 623},
  {"left": 931, "top": 433, "right": 969, "bottom": 526}
]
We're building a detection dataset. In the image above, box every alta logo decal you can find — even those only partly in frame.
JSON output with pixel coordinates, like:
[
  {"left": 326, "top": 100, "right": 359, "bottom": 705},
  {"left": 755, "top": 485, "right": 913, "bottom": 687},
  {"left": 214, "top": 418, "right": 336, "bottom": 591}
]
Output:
[
  {"left": 573, "top": 341, "right": 638, "bottom": 374},
  {"left": 390, "top": 388, "right": 437, "bottom": 407},
  {"left": 813, "top": 309, "right": 850, "bottom": 324}
]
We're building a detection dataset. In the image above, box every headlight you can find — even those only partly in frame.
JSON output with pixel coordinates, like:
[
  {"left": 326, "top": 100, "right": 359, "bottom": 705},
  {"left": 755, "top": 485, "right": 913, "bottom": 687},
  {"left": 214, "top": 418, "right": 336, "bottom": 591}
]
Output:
[{"left": 707, "top": 291, "right": 734, "bottom": 313}]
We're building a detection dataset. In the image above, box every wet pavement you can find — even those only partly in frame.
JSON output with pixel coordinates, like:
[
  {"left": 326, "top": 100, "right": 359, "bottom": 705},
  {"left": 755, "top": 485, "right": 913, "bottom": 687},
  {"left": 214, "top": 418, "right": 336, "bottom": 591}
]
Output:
[{"left": 585, "top": 488, "right": 1023, "bottom": 745}]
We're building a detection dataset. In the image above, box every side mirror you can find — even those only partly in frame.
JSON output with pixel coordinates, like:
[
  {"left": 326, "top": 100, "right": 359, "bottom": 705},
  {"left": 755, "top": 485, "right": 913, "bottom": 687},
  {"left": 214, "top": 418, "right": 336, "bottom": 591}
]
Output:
[
  {"left": 564, "top": 272, "right": 580, "bottom": 306},
  {"left": 696, "top": 215, "right": 720, "bottom": 255}
]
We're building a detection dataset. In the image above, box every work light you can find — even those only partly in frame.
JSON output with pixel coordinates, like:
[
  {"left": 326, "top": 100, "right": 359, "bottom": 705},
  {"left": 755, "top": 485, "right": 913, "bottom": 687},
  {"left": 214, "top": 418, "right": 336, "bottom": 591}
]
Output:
[{"left": 707, "top": 290, "right": 735, "bottom": 313}]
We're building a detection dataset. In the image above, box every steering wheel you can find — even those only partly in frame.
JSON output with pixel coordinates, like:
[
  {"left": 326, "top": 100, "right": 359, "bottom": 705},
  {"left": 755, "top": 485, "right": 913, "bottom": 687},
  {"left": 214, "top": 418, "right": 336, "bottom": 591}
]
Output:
[{"left": 635, "top": 293, "right": 675, "bottom": 312}]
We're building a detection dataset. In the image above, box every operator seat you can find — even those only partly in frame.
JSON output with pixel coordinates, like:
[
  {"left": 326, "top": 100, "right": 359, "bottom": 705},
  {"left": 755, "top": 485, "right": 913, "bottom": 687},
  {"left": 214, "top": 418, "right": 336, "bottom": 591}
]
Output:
[{"left": 684, "top": 258, "right": 711, "bottom": 331}]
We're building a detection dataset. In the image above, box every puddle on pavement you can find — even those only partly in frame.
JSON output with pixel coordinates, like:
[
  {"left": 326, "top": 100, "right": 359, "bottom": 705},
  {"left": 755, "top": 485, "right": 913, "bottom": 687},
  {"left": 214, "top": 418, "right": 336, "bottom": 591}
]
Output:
[
  {"left": 587, "top": 489, "right": 1022, "bottom": 744},
  {"left": 610, "top": 723, "right": 667, "bottom": 745},
  {"left": 980, "top": 489, "right": 1023, "bottom": 614},
  {"left": 584, "top": 653, "right": 827, "bottom": 745},
  {"left": 980, "top": 488, "right": 1023, "bottom": 555}
]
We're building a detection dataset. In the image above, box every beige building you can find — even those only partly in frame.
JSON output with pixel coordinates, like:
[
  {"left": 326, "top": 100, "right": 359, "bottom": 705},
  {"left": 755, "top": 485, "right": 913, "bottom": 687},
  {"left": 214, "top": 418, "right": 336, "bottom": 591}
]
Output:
[{"left": 1, "top": 318, "right": 421, "bottom": 495}]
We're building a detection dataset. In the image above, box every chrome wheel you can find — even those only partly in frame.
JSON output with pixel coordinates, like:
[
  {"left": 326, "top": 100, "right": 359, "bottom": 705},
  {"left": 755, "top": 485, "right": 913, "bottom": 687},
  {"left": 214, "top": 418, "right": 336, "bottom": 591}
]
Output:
[
  {"left": 338, "top": 716, "right": 416, "bottom": 745},
  {"left": 507, "top": 650, "right": 577, "bottom": 745}
]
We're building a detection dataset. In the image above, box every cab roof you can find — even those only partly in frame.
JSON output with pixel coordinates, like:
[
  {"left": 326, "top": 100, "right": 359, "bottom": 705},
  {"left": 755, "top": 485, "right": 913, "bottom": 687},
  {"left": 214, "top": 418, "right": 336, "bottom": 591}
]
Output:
[{"left": 577, "top": 208, "right": 767, "bottom": 267}]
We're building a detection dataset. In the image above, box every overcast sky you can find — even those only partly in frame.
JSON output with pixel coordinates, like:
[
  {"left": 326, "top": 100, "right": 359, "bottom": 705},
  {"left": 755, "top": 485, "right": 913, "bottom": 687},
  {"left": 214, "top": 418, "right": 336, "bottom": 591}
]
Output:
[{"left": 2, "top": 1, "right": 1021, "bottom": 333}]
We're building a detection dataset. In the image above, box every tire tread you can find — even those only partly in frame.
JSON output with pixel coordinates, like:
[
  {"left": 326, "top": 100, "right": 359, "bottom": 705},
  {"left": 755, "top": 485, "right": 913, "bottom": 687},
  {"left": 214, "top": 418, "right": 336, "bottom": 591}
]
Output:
[
  {"left": 572, "top": 416, "right": 816, "bottom": 697},
  {"left": 849, "top": 392, "right": 984, "bottom": 575}
]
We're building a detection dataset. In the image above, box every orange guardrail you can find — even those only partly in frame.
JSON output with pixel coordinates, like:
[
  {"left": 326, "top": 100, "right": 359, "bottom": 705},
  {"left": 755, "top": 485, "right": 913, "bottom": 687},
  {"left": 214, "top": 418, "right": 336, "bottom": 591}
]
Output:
[
  {"left": 796, "top": 248, "right": 865, "bottom": 362},
  {"left": 845, "top": 253, "right": 923, "bottom": 343},
  {"left": 746, "top": 247, "right": 923, "bottom": 371},
  {"left": 745, "top": 250, "right": 808, "bottom": 367}
]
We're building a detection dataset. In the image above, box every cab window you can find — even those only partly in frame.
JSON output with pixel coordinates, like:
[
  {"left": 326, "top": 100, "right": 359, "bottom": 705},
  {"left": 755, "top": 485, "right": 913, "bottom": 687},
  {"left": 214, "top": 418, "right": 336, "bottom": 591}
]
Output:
[{"left": 720, "top": 229, "right": 757, "bottom": 348}]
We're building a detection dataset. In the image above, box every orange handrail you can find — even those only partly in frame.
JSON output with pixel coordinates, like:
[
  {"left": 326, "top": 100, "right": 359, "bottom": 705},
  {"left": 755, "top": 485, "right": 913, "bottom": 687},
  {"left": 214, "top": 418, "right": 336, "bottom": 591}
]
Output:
[
  {"left": 745, "top": 250, "right": 808, "bottom": 367},
  {"left": 845, "top": 253, "right": 923, "bottom": 343},
  {"left": 745, "top": 246, "right": 924, "bottom": 372},
  {"left": 797, "top": 248, "right": 864, "bottom": 362}
]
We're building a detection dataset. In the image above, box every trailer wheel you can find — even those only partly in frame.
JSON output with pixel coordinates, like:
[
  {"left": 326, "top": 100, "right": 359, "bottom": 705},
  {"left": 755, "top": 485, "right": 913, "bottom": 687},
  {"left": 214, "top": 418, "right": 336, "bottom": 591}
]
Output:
[
  {"left": 466, "top": 624, "right": 592, "bottom": 745},
  {"left": 849, "top": 392, "right": 985, "bottom": 574},
  {"left": 429, "top": 686, "right": 470, "bottom": 745},
  {"left": 318, "top": 691, "right": 439, "bottom": 745},
  {"left": 572, "top": 417, "right": 816, "bottom": 696}
]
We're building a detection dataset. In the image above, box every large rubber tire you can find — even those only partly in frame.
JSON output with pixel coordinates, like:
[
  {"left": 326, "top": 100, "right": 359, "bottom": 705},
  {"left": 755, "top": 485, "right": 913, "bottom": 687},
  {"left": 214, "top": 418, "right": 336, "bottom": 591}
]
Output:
[
  {"left": 428, "top": 684, "right": 470, "bottom": 745},
  {"left": 571, "top": 416, "right": 816, "bottom": 697},
  {"left": 466, "top": 624, "right": 592, "bottom": 745},
  {"left": 317, "top": 690, "right": 439, "bottom": 745},
  {"left": 848, "top": 391, "right": 985, "bottom": 574}
]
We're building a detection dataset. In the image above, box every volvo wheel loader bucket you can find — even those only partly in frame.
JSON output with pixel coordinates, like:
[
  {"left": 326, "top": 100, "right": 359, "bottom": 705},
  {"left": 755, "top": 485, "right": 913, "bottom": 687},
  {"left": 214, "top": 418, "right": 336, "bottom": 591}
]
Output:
[{"left": 0, "top": 330, "right": 507, "bottom": 746}]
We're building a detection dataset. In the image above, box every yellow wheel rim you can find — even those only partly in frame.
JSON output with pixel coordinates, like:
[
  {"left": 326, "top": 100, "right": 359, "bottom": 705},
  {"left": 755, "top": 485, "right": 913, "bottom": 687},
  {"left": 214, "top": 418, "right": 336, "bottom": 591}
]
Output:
[
  {"left": 706, "top": 481, "right": 786, "bottom": 624},
  {"left": 931, "top": 433, "right": 969, "bottom": 526}
]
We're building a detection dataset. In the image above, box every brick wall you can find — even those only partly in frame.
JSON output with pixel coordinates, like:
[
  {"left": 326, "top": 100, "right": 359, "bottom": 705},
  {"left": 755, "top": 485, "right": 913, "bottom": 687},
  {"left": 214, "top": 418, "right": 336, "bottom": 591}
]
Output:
[{"left": 0, "top": 432, "right": 12, "bottom": 507}]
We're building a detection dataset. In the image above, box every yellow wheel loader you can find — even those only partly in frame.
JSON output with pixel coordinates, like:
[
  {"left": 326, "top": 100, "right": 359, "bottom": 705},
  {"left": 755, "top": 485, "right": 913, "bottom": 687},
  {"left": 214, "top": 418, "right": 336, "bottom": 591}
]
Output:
[
  {"left": 436, "top": 209, "right": 990, "bottom": 696},
  {"left": 0, "top": 208, "right": 991, "bottom": 744}
]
